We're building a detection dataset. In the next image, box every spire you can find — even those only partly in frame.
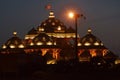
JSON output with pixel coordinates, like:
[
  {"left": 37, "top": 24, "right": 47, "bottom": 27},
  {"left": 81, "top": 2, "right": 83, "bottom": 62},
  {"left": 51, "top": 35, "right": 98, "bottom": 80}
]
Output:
[
  {"left": 49, "top": 11, "right": 55, "bottom": 18},
  {"left": 87, "top": 28, "right": 92, "bottom": 34}
]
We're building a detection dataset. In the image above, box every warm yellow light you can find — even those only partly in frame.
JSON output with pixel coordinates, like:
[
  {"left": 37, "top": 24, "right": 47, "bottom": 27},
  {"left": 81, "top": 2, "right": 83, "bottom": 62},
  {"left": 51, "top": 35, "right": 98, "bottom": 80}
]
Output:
[
  {"left": 57, "top": 26, "right": 61, "bottom": 30},
  {"left": 54, "top": 42, "right": 56, "bottom": 45},
  {"left": 30, "top": 42, "right": 34, "bottom": 46},
  {"left": 94, "top": 42, "right": 99, "bottom": 46},
  {"left": 13, "top": 31, "right": 17, "bottom": 36},
  {"left": 2, "top": 45, "right": 6, "bottom": 49},
  {"left": 68, "top": 12, "right": 74, "bottom": 18},
  {"left": 10, "top": 44, "right": 15, "bottom": 48},
  {"left": 47, "top": 41, "right": 52, "bottom": 45},
  {"left": 97, "top": 62, "right": 101, "bottom": 65},
  {"left": 84, "top": 42, "right": 91, "bottom": 46},
  {"left": 36, "top": 42, "right": 43, "bottom": 45},
  {"left": 78, "top": 43, "right": 82, "bottom": 46},
  {"left": 115, "top": 59, "right": 120, "bottom": 64},
  {"left": 18, "top": 44, "right": 24, "bottom": 48},
  {"left": 39, "top": 27, "right": 44, "bottom": 32},
  {"left": 47, "top": 60, "right": 56, "bottom": 64}
]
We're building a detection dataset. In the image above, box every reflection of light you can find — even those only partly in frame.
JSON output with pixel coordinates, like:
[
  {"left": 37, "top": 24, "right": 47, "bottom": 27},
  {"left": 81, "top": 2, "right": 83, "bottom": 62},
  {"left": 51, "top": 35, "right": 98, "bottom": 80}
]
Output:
[
  {"left": 84, "top": 42, "right": 91, "bottom": 46},
  {"left": 18, "top": 44, "right": 24, "bottom": 48},
  {"left": 25, "top": 35, "right": 36, "bottom": 39},
  {"left": 10, "top": 44, "right": 15, "bottom": 48},
  {"left": 37, "top": 42, "right": 43, "bottom": 45}
]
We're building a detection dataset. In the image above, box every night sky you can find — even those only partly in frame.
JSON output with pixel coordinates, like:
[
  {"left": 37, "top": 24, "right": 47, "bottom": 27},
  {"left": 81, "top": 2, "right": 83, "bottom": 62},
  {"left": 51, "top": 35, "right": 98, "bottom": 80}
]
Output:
[{"left": 0, "top": 0, "right": 120, "bottom": 56}]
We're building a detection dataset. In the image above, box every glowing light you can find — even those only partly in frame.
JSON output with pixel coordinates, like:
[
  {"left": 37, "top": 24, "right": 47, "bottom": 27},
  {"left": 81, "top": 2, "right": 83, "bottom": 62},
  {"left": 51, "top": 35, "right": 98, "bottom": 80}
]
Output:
[
  {"left": 94, "top": 42, "right": 99, "bottom": 46},
  {"left": 18, "top": 44, "right": 24, "bottom": 48},
  {"left": 39, "top": 27, "right": 44, "bottom": 32},
  {"left": 66, "top": 35, "right": 71, "bottom": 38},
  {"left": 54, "top": 42, "right": 56, "bottom": 45},
  {"left": 68, "top": 12, "right": 74, "bottom": 18},
  {"left": 88, "top": 28, "right": 92, "bottom": 33},
  {"left": 41, "top": 49, "right": 49, "bottom": 56},
  {"left": 10, "top": 44, "right": 15, "bottom": 48},
  {"left": 57, "top": 26, "right": 61, "bottom": 30},
  {"left": 36, "top": 42, "right": 43, "bottom": 45},
  {"left": 84, "top": 42, "right": 91, "bottom": 46},
  {"left": 49, "top": 11, "right": 55, "bottom": 18},
  {"left": 47, "top": 41, "right": 52, "bottom": 45},
  {"left": 13, "top": 31, "right": 17, "bottom": 36},
  {"left": 78, "top": 43, "right": 82, "bottom": 46},
  {"left": 97, "top": 62, "right": 101, "bottom": 65},
  {"left": 47, "top": 60, "right": 56, "bottom": 64},
  {"left": 2, "top": 45, "right": 6, "bottom": 49},
  {"left": 115, "top": 59, "right": 120, "bottom": 64},
  {"left": 30, "top": 42, "right": 34, "bottom": 46}
]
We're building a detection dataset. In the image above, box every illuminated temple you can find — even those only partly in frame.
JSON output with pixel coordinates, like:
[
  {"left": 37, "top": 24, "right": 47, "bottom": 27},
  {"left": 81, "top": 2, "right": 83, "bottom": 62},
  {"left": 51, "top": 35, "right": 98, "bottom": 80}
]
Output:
[{"left": 0, "top": 11, "right": 118, "bottom": 64}]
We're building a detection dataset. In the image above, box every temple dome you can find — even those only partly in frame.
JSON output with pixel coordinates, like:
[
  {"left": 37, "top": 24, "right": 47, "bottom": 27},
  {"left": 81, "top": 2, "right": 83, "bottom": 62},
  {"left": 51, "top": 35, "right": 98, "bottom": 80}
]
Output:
[
  {"left": 37, "top": 11, "right": 66, "bottom": 33},
  {"left": 32, "top": 32, "right": 56, "bottom": 46},
  {"left": 2, "top": 32, "right": 25, "bottom": 49},
  {"left": 79, "top": 28, "right": 105, "bottom": 49}
]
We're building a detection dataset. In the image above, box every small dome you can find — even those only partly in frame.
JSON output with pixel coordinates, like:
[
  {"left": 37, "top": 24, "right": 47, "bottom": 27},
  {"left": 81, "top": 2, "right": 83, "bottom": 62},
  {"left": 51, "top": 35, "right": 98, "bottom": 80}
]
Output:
[
  {"left": 2, "top": 32, "right": 25, "bottom": 49},
  {"left": 32, "top": 32, "right": 55, "bottom": 46},
  {"left": 79, "top": 28, "right": 105, "bottom": 48},
  {"left": 37, "top": 11, "right": 66, "bottom": 33}
]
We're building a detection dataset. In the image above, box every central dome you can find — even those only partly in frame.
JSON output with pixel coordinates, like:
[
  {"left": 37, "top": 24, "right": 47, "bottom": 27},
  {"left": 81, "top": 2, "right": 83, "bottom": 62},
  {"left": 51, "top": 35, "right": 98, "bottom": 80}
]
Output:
[
  {"left": 37, "top": 11, "right": 66, "bottom": 33},
  {"left": 2, "top": 32, "right": 25, "bottom": 49}
]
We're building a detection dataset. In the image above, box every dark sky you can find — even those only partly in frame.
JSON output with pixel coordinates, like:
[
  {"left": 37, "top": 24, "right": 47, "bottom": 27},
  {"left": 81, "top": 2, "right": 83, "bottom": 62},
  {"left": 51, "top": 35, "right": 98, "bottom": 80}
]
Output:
[{"left": 0, "top": 0, "right": 120, "bottom": 55}]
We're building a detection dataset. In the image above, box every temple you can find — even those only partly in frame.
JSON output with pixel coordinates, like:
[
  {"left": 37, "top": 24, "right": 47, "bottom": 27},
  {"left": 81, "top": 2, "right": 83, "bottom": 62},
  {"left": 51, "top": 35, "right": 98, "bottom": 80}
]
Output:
[{"left": 0, "top": 11, "right": 118, "bottom": 65}]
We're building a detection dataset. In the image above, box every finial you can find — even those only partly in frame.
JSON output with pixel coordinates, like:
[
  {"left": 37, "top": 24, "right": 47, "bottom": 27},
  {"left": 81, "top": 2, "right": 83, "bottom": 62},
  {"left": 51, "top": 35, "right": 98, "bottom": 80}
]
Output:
[
  {"left": 13, "top": 31, "right": 17, "bottom": 36},
  {"left": 49, "top": 11, "right": 55, "bottom": 18},
  {"left": 87, "top": 28, "right": 92, "bottom": 34}
]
